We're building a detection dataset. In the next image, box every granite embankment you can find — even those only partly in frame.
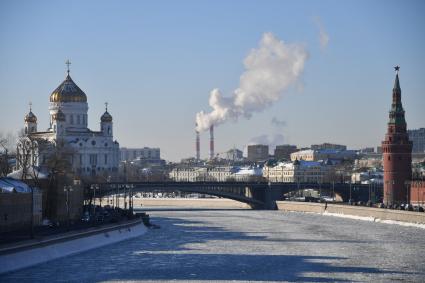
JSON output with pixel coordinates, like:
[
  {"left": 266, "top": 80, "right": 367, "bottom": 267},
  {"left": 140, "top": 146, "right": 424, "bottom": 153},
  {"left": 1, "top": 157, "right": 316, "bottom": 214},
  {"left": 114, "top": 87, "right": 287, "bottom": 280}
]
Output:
[
  {"left": 0, "top": 219, "right": 146, "bottom": 274},
  {"left": 277, "top": 201, "right": 425, "bottom": 226}
]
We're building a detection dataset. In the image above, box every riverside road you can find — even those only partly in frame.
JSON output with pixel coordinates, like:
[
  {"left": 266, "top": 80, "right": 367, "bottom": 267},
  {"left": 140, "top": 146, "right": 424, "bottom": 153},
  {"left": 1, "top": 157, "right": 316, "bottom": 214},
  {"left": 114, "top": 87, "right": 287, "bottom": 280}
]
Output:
[{"left": 1, "top": 208, "right": 424, "bottom": 282}]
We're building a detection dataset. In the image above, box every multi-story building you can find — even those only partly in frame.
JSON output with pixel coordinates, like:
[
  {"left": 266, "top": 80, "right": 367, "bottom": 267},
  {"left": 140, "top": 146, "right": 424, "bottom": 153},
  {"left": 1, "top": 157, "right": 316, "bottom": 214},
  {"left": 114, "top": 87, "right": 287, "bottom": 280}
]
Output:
[
  {"left": 263, "top": 160, "right": 332, "bottom": 183},
  {"left": 169, "top": 166, "right": 238, "bottom": 182},
  {"left": 290, "top": 149, "right": 357, "bottom": 162},
  {"left": 311, "top": 143, "right": 347, "bottom": 151},
  {"left": 120, "top": 147, "right": 160, "bottom": 161},
  {"left": 168, "top": 165, "right": 263, "bottom": 182},
  {"left": 408, "top": 128, "right": 425, "bottom": 153},
  {"left": 247, "top": 144, "right": 269, "bottom": 162},
  {"left": 274, "top": 145, "right": 297, "bottom": 160}
]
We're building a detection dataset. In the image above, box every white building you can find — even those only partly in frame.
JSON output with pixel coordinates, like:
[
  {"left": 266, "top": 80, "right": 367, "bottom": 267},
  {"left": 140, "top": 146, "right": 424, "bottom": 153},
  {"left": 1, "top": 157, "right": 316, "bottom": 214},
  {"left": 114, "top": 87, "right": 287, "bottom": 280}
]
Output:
[
  {"left": 168, "top": 165, "right": 264, "bottom": 182},
  {"left": 169, "top": 166, "right": 238, "bottom": 182},
  {"left": 290, "top": 149, "right": 357, "bottom": 162},
  {"left": 263, "top": 160, "right": 332, "bottom": 183},
  {"left": 232, "top": 166, "right": 263, "bottom": 181},
  {"left": 120, "top": 147, "right": 160, "bottom": 161},
  {"left": 15, "top": 68, "right": 119, "bottom": 177}
]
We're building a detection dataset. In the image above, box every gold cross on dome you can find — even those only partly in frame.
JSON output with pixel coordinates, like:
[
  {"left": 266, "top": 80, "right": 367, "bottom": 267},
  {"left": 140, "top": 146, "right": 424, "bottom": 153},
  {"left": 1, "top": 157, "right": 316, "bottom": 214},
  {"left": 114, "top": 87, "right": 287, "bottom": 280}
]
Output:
[{"left": 65, "top": 59, "right": 71, "bottom": 74}]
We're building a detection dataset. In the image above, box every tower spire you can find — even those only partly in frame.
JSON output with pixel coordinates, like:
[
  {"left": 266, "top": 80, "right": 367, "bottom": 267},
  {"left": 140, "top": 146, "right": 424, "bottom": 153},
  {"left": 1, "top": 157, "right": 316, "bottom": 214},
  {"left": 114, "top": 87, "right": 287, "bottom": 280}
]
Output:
[
  {"left": 393, "top": 65, "right": 400, "bottom": 90},
  {"left": 105, "top": 102, "right": 108, "bottom": 111},
  {"left": 29, "top": 101, "right": 32, "bottom": 112},
  {"left": 382, "top": 65, "right": 412, "bottom": 206}
]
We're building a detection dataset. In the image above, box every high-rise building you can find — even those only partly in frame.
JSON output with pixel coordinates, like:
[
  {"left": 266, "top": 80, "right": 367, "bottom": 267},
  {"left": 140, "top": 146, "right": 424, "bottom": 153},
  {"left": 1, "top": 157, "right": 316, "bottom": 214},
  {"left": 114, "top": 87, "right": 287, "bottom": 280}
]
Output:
[
  {"left": 381, "top": 67, "right": 412, "bottom": 206},
  {"left": 274, "top": 145, "right": 297, "bottom": 160},
  {"left": 247, "top": 144, "right": 269, "bottom": 162},
  {"left": 408, "top": 128, "right": 425, "bottom": 153},
  {"left": 311, "top": 143, "right": 347, "bottom": 151},
  {"left": 120, "top": 147, "right": 160, "bottom": 161}
]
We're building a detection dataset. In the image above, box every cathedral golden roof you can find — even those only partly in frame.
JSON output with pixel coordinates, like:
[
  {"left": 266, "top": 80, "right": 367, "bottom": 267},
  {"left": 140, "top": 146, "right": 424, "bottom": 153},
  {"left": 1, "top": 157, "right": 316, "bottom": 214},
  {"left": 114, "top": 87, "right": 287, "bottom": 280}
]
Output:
[{"left": 50, "top": 74, "right": 87, "bottom": 103}]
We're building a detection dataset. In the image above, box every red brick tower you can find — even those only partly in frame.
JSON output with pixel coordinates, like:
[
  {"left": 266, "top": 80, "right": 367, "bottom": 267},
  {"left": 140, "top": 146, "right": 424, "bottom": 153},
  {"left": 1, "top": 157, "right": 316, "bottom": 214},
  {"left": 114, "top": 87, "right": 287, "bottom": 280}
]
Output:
[{"left": 382, "top": 66, "right": 412, "bottom": 206}]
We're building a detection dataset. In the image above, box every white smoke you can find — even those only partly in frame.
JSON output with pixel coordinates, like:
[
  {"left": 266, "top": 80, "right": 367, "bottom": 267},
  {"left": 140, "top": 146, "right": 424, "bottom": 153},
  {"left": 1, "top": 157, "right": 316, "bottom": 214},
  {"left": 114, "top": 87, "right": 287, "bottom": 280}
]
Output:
[
  {"left": 314, "top": 17, "right": 329, "bottom": 50},
  {"left": 195, "top": 32, "right": 308, "bottom": 132},
  {"left": 271, "top": 117, "right": 286, "bottom": 128}
]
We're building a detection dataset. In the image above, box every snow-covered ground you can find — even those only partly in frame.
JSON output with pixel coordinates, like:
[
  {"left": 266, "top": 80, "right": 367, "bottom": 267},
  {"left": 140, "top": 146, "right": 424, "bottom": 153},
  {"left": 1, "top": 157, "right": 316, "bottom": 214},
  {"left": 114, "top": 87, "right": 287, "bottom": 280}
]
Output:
[{"left": 1, "top": 209, "right": 424, "bottom": 282}]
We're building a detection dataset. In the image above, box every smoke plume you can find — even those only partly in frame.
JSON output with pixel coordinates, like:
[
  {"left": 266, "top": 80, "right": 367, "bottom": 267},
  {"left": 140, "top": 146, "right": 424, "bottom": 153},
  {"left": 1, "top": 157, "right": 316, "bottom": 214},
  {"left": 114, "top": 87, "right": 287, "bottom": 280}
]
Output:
[
  {"left": 271, "top": 117, "right": 286, "bottom": 128},
  {"left": 195, "top": 32, "right": 308, "bottom": 132},
  {"left": 314, "top": 17, "right": 329, "bottom": 50}
]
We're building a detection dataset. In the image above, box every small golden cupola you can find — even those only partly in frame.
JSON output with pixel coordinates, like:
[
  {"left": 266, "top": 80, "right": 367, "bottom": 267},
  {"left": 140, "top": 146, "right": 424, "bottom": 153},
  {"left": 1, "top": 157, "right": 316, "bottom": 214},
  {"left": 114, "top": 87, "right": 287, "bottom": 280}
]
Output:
[
  {"left": 101, "top": 102, "right": 113, "bottom": 123},
  {"left": 24, "top": 102, "right": 38, "bottom": 134},
  {"left": 24, "top": 103, "right": 37, "bottom": 123}
]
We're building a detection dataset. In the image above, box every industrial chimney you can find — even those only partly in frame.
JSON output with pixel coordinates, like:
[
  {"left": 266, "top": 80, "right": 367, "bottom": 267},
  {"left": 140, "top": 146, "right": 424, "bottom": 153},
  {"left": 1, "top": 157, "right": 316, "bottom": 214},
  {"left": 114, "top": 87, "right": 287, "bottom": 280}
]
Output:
[
  {"left": 196, "top": 130, "right": 200, "bottom": 161},
  {"left": 209, "top": 125, "right": 214, "bottom": 160}
]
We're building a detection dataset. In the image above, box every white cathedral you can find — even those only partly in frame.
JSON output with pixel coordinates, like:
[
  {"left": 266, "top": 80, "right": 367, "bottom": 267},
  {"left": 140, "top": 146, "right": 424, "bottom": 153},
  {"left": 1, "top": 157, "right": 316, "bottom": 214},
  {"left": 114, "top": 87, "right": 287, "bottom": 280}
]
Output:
[{"left": 16, "top": 65, "right": 120, "bottom": 177}]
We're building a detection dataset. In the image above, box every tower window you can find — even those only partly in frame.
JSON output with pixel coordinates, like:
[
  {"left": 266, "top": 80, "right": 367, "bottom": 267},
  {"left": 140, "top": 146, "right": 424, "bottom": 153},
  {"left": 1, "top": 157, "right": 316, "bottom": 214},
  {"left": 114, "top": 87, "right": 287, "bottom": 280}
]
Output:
[
  {"left": 77, "top": 115, "right": 80, "bottom": 124},
  {"left": 104, "top": 154, "right": 108, "bottom": 164},
  {"left": 388, "top": 156, "right": 391, "bottom": 161},
  {"left": 70, "top": 115, "right": 74, "bottom": 125}
]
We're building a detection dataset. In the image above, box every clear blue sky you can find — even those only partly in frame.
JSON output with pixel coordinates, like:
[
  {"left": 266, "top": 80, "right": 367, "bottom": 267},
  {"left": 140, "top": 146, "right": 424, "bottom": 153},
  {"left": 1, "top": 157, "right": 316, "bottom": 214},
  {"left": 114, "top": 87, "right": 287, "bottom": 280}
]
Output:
[{"left": 1, "top": 0, "right": 424, "bottom": 161}]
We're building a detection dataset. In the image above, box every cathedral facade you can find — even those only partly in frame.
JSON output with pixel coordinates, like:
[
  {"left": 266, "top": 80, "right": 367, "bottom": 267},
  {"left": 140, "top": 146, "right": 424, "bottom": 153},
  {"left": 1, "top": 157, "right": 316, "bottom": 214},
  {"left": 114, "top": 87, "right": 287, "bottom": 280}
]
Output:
[{"left": 16, "top": 67, "right": 120, "bottom": 177}]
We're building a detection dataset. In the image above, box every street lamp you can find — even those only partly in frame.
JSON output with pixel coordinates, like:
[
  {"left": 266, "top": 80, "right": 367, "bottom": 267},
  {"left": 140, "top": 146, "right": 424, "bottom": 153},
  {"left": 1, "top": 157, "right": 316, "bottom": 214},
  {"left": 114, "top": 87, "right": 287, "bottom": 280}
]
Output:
[
  {"left": 404, "top": 180, "right": 411, "bottom": 205},
  {"left": 29, "top": 185, "right": 34, "bottom": 239},
  {"left": 90, "top": 184, "right": 99, "bottom": 224},
  {"left": 64, "top": 185, "right": 73, "bottom": 231}
]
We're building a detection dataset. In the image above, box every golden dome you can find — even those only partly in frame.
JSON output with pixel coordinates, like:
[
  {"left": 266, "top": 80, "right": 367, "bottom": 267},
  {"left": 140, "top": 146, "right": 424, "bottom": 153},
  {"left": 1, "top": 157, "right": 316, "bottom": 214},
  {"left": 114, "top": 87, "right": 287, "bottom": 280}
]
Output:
[
  {"left": 101, "top": 111, "right": 113, "bottom": 122},
  {"left": 52, "top": 108, "right": 66, "bottom": 121},
  {"left": 50, "top": 74, "right": 87, "bottom": 103},
  {"left": 24, "top": 110, "right": 37, "bottom": 123}
]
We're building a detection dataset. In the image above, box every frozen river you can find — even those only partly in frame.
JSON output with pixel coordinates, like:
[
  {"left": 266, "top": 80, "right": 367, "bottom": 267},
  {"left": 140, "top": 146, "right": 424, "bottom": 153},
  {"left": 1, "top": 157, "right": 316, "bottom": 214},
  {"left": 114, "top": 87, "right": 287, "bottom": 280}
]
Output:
[{"left": 1, "top": 208, "right": 424, "bottom": 282}]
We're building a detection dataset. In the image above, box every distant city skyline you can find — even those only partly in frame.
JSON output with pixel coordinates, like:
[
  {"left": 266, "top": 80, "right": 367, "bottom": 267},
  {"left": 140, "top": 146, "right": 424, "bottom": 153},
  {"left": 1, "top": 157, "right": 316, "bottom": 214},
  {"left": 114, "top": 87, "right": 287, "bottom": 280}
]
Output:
[{"left": 1, "top": 0, "right": 424, "bottom": 161}]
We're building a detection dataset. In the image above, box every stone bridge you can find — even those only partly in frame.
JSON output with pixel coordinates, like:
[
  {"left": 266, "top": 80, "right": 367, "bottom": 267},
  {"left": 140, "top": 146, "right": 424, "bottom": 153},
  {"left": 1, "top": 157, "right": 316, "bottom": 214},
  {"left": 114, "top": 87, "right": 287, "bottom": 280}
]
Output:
[{"left": 87, "top": 181, "right": 383, "bottom": 210}]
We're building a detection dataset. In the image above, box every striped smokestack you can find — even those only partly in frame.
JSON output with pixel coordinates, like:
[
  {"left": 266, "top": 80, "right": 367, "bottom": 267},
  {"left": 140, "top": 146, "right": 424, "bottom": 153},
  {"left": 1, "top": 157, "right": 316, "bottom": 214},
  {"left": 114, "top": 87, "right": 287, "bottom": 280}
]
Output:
[
  {"left": 209, "top": 125, "right": 214, "bottom": 160},
  {"left": 196, "top": 130, "right": 200, "bottom": 161}
]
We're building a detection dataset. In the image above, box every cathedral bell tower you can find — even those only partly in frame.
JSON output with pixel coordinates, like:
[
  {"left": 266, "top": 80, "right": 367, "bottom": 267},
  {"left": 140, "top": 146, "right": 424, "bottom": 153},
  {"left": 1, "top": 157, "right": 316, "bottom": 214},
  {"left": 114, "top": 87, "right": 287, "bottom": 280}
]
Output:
[
  {"left": 100, "top": 102, "right": 113, "bottom": 137},
  {"left": 24, "top": 103, "right": 37, "bottom": 135},
  {"left": 52, "top": 107, "right": 66, "bottom": 137},
  {"left": 381, "top": 66, "right": 412, "bottom": 206}
]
